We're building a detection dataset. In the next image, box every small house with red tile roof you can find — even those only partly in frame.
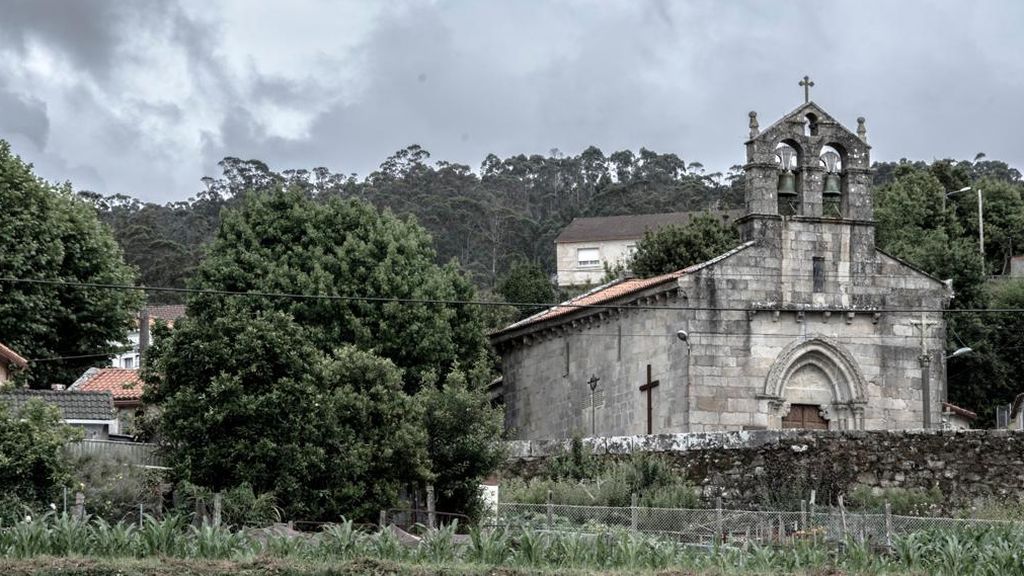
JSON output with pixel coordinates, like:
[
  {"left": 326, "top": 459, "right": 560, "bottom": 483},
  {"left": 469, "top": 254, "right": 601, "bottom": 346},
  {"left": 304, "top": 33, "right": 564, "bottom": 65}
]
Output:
[
  {"left": 490, "top": 97, "right": 954, "bottom": 440},
  {"left": 0, "top": 342, "right": 28, "bottom": 385},
  {"left": 71, "top": 367, "right": 146, "bottom": 430}
]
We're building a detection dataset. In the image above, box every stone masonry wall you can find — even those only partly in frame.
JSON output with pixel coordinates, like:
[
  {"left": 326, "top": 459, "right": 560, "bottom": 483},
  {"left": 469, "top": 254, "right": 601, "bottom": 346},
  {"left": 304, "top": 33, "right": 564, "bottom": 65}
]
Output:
[{"left": 504, "top": 430, "right": 1024, "bottom": 510}]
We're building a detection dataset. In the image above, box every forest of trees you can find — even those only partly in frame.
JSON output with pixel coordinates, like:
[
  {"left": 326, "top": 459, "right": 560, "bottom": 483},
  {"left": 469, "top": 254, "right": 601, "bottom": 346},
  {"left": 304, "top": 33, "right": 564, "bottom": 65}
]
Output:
[{"left": 80, "top": 146, "right": 744, "bottom": 301}]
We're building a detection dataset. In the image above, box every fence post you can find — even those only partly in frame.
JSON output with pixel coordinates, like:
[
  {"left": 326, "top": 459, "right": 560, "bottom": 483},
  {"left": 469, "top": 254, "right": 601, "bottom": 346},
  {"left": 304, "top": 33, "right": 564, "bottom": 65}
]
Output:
[
  {"left": 212, "top": 492, "right": 222, "bottom": 527},
  {"left": 777, "top": 513, "right": 784, "bottom": 543},
  {"left": 138, "top": 503, "right": 144, "bottom": 528},
  {"left": 630, "top": 493, "right": 638, "bottom": 531},
  {"left": 546, "top": 489, "right": 553, "bottom": 529},
  {"left": 426, "top": 484, "right": 436, "bottom": 530},
  {"left": 800, "top": 500, "right": 807, "bottom": 532},
  {"left": 63, "top": 487, "right": 68, "bottom": 516},
  {"left": 884, "top": 501, "right": 893, "bottom": 549},
  {"left": 379, "top": 509, "right": 387, "bottom": 529},
  {"left": 715, "top": 496, "right": 723, "bottom": 543},
  {"left": 838, "top": 495, "right": 848, "bottom": 541}
]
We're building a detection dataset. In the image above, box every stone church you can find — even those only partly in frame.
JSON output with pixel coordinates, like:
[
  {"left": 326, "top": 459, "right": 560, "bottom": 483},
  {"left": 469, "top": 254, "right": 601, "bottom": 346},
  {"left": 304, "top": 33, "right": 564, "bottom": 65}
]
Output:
[{"left": 490, "top": 95, "right": 954, "bottom": 439}]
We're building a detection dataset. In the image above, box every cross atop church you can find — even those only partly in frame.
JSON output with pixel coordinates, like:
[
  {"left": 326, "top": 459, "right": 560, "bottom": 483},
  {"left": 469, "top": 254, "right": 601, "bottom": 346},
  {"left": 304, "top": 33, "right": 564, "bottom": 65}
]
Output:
[{"left": 799, "top": 75, "right": 815, "bottom": 103}]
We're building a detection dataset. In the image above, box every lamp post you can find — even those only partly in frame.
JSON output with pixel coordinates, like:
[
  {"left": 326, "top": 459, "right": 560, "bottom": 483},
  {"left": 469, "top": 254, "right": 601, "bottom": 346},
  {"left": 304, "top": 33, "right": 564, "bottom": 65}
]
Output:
[
  {"left": 944, "top": 186, "right": 984, "bottom": 256},
  {"left": 587, "top": 375, "right": 600, "bottom": 437},
  {"left": 677, "top": 330, "right": 691, "bottom": 432}
]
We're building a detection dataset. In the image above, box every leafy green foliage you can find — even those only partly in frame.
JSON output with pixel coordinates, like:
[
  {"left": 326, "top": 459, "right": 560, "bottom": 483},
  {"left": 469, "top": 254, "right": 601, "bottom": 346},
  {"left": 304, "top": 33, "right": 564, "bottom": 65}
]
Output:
[
  {"left": 147, "top": 188, "right": 506, "bottom": 520},
  {"left": 0, "top": 140, "right": 141, "bottom": 387},
  {"left": 629, "top": 213, "right": 740, "bottom": 278},
  {"left": 417, "top": 365, "right": 505, "bottom": 521},
  {"left": 495, "top": 260, "right": 554, "bottom": 319},
  {"left": 147, "top": 309, "right": 429, "bottom": 521},
  {"left": 0, "top": 399, "right": 82, "bottom": 518},
  {"left": 68, "top": 451, "right": 164, "bottom": 524}
]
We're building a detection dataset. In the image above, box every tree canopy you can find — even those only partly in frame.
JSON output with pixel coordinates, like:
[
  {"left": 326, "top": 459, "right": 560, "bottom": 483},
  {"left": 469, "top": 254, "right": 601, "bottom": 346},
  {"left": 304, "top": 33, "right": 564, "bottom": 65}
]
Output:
[
  {"left": 0, "top": 141, "right": 141, "bottom": 387},
  {"left": 629, "top": 213, "right": 741, "bottom": 278},
  {"left": 145, "top": 187, "right": 502, "bottom": 520}
]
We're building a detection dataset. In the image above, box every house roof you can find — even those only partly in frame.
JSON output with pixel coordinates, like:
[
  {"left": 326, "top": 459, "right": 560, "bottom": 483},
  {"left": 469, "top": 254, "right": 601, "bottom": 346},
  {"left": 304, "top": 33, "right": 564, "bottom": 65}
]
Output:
[
  {"left": 942, "top": 402, "right": 977, "bottom": 421},
  {"left": 71, "top": 367, "right": 145, "bottom": 402},
  {"left": 554, "top": 210, "right": 743, "bottom": 244},
  {"left": 0, "top": 342, "right": 28, "bottom": 368},
  {"left": 493, "top": 241, "right": 756, "bottom": 339},
  {"left": 0, "top": 389, "right": 115, "bottom": 421},
  {"left": 146, "top": 305, "right": 186, "bottom": 326}
]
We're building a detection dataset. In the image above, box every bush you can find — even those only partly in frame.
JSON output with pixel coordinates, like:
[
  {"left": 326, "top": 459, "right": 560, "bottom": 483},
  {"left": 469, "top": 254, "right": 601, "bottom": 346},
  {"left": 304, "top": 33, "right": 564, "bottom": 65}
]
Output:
[
  {"left": 172, "top": 482, "right": 281, "bottom": 527},
  {"left": 69, "top": 452, "right": 165, "bottom": 523},
  {"left": 0, "top": 399, "right": 81, "bottom": 521},
  {"left": 846, "top": 485, "right": 945, "bottom": 516}
]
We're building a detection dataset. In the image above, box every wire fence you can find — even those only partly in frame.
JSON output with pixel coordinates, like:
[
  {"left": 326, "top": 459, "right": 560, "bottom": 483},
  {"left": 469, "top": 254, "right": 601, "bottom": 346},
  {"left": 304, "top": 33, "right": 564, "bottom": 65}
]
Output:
[{"left": 493, "top": 502, "right": 1022, "bottom": 545}]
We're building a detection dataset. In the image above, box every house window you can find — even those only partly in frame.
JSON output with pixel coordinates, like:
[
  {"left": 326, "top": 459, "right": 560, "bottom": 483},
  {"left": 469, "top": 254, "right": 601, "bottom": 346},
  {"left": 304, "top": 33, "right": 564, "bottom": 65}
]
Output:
[
  {"left": 123, "top": 356, "right": 134, "bottom": 369},
  {"left": 812, "top": 257, "right": 825, "bottom": 293},
  {"left": 577, "top": 248, "right": 600, "bottom": 268}
]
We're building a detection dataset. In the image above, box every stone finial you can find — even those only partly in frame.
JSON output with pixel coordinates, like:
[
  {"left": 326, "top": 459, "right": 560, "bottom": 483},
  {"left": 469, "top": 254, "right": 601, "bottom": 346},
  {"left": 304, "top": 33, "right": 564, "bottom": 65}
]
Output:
[
  {"left": 748, "top": 111, "right": 759, "bottom": 138},
  {"left": 857, "top": 116, "right": 867, "bottom": 142}
]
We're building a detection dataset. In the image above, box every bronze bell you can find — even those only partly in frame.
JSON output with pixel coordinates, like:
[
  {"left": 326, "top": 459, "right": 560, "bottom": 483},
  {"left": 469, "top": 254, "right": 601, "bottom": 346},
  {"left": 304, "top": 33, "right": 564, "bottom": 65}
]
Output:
[
  {"left": 777, "top": 171, "right": 797, "bottom": 197},
  {"left": 823, "top": 173, "right": 842, "bottom": 198}
]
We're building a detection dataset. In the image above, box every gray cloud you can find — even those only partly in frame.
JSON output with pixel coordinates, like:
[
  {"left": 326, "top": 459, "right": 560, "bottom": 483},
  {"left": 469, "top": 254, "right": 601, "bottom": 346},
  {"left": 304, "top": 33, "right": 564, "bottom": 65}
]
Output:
[
  {"left": 0, "top": 0, "right": 1022, "bottom": 202},
  {"left": 0, "top": 87, "right": 48, "bottom": 149}
]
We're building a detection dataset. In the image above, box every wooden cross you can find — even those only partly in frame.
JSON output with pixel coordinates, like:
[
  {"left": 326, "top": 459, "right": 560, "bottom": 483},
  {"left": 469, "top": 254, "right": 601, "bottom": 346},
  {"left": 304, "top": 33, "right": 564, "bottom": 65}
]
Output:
[
  {"left": 638, "top": 364, "right": 660, "bottom": 435},
  {"left": 799, "top": 75, "right": 815, "bottom": 103}
]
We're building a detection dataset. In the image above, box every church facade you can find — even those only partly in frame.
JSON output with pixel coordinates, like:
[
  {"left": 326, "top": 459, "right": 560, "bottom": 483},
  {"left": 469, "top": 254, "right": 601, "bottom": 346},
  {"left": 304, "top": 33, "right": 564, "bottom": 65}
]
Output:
[{"left": 490, "top": 98, "right": 953, "bottom": 439}]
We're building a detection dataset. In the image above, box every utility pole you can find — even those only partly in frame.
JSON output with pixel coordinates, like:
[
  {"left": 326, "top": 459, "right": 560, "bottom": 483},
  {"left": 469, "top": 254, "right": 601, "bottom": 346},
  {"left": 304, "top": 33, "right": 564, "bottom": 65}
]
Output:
[{"left": 910, "top": 312, "right": 939, "bottom": 429}]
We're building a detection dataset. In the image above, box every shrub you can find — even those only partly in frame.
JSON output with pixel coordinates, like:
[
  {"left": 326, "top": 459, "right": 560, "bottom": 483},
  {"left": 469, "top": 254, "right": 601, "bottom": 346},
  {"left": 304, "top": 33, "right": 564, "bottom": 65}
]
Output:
[
  {"left": 69, "top": 451, "right": 165, "bottom": 523},
  {"left": 0, "top": 399, "right": 82, "bottom": 520},
  {"left": 846, "top": 485, "right": 945, "bottom": 516}
]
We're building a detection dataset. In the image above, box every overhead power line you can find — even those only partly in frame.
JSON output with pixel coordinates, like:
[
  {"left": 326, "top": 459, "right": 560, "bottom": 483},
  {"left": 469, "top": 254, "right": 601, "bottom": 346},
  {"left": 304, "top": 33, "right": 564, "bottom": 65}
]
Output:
[{"left": 1, "top": 276, "right": 1022, "bottom": 314}]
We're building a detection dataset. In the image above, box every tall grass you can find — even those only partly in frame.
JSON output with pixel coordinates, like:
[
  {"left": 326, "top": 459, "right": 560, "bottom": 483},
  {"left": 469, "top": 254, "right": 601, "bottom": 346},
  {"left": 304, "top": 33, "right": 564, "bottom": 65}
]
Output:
[{"left": 0, "top": 512, "right": 1023, "bottom": 574}]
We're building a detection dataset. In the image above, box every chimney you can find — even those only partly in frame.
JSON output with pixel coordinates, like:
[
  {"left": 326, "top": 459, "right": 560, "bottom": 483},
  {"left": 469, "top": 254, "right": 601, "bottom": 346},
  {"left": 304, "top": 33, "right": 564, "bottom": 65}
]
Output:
[{"left": 138, "top": 307, "right": 151, "bottom": 358}]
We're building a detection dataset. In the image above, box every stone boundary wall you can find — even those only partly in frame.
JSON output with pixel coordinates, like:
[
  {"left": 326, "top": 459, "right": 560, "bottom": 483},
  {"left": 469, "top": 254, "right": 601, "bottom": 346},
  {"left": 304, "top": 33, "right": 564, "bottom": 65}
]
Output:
[{"left": 504, "top": 430, "right": 1024, "bottom": 509}]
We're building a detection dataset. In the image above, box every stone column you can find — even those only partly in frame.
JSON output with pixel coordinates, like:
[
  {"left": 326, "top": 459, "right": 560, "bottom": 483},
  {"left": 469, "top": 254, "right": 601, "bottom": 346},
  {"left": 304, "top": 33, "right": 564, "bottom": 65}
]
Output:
[{"left": 919, "top": 354, "right": 932, "bottom": 429}]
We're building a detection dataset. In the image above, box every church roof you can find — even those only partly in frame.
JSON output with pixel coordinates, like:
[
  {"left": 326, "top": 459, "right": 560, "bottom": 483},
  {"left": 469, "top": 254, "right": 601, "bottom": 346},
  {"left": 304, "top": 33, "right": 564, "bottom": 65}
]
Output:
[
  {"left": 494, "top": 241, "right": 756, "bottom": 339},
  {"left": 555, "top": 210, "right": 743, "bottom": 243}
]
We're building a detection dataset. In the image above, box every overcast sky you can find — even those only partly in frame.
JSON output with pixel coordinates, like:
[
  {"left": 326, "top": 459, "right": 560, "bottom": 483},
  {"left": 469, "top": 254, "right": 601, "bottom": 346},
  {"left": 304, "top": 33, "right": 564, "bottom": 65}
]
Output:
[{"left": 1, "top": 0, "right": 1021, "bottom": 202}]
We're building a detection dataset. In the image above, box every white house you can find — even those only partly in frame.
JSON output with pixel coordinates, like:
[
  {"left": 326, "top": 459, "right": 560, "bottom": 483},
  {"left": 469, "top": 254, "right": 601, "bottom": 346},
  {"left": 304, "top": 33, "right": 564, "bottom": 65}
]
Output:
[
  {"left": 554, "top": 211, "right": 742, "bottom": 288},
  {"left": 111, "top": 305, "right": 185, "bottom": 369}
]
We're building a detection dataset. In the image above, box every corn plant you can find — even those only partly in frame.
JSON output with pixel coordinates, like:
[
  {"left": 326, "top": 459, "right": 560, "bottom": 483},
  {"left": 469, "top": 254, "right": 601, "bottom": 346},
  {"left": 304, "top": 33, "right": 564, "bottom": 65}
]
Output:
[
  {"left": 513, "top": 527, "right": 548, "bottom": 567},
  {"left": 417, "top": 522, "right": 458, "bottom": 564},
  {"left": 465, "top": 525, "right": 510, "bottom": 565},
  {"left": 88, "top": 517, "right": 139, "bottom": 557},
  {"left": 138, "top": 514, "right": 188, "bottom": 557},
  {"left": 367, "top": 528, "right": 406, "bottom": 562},
  {"left": 189, "top": 522, "right": 254, "bottom": 559},
  {"left": 317, "top": 518, "right": 365, "bottom": 559},
  {"left": 48, "top": 512, "right": 92, "bottom": 556},
  {"left": 7, "top": 516, "right": 51, "bottom": 558}
]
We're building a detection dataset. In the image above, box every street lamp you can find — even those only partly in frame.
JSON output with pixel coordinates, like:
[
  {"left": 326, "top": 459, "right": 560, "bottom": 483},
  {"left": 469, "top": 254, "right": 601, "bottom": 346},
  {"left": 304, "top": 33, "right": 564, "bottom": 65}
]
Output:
[
  {"left": 587, "top": 375, "right": 600, "bottom": 437},
  {"left": 945, "top": 347, "right": 972, "bottom": 360},
  {"left": 944, "top": 186, "right": 984, "bottom": 256}
]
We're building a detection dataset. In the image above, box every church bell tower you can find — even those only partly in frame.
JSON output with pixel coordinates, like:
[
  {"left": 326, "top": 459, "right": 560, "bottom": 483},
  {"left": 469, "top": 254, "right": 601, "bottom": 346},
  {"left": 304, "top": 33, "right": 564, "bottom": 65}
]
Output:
[{"left": 738, "top": 77, "right": 874, "bottom": 244}]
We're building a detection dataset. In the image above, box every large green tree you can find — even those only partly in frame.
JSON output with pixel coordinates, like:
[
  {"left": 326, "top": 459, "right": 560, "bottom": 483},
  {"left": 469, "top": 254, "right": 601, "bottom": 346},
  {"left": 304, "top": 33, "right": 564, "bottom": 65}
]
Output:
[
  {"left": 629, "top": 213, "right": 740, "bottom": 278},
  {"left": 496, "top": 260, "right": 555, "bottom": 319},
  {"left": 147, "top": 187, "right": 499, "bottom": 519},
  {"left": 0, "top": 141, "right": 141, "bottom": 386},
  {"left": 145, "top": 310, "right": 428, "bottom": 520}
]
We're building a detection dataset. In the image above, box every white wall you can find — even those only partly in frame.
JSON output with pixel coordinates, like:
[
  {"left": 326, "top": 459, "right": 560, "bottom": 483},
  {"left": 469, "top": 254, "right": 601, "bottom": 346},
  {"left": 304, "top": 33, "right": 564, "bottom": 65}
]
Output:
[{"left": 556, "top": 239, "right": 637, "bottom": 287}]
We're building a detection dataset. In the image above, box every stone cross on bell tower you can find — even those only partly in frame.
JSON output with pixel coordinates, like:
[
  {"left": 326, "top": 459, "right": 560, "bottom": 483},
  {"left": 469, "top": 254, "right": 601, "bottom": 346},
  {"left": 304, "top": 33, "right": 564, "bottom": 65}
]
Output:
[{"left": 799, "top": 75, "right": 814, "bottom": 103}]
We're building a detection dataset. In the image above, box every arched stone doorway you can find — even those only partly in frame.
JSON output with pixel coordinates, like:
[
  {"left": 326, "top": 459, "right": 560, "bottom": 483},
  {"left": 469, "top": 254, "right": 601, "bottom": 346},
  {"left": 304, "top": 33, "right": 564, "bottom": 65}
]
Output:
[{"left": 760, "top": 336, "right": 867, "bottom": 430}]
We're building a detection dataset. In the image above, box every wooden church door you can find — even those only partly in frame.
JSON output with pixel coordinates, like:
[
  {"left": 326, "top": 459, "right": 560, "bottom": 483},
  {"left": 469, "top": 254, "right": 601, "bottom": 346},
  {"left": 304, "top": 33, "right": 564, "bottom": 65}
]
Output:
[{"left": 782, "top": 404, "right": 829, "bottom": 430}]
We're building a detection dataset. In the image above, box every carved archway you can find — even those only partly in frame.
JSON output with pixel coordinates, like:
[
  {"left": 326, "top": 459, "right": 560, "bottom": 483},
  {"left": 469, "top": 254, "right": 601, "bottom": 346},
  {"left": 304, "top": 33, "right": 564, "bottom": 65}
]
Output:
[{"left": 762, "top": 336, "right": 867, "bottom": 430}]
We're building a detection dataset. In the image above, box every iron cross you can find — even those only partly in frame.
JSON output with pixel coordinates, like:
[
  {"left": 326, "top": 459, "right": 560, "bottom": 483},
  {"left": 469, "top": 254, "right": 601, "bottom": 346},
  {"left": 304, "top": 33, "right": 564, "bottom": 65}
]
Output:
[
  {"left": 799, "top": 75, "right": 815, "bottom": 103},
  {"left": 639, "top": 364, "right": 660, "bottom": 435}
]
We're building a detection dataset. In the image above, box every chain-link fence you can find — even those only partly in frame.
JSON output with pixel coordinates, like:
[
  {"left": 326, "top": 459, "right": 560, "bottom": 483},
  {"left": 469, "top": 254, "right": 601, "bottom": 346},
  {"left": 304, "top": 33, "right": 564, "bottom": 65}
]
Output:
[{"left": 493, "top": 502, "right": 1021, "bottom": 545}]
